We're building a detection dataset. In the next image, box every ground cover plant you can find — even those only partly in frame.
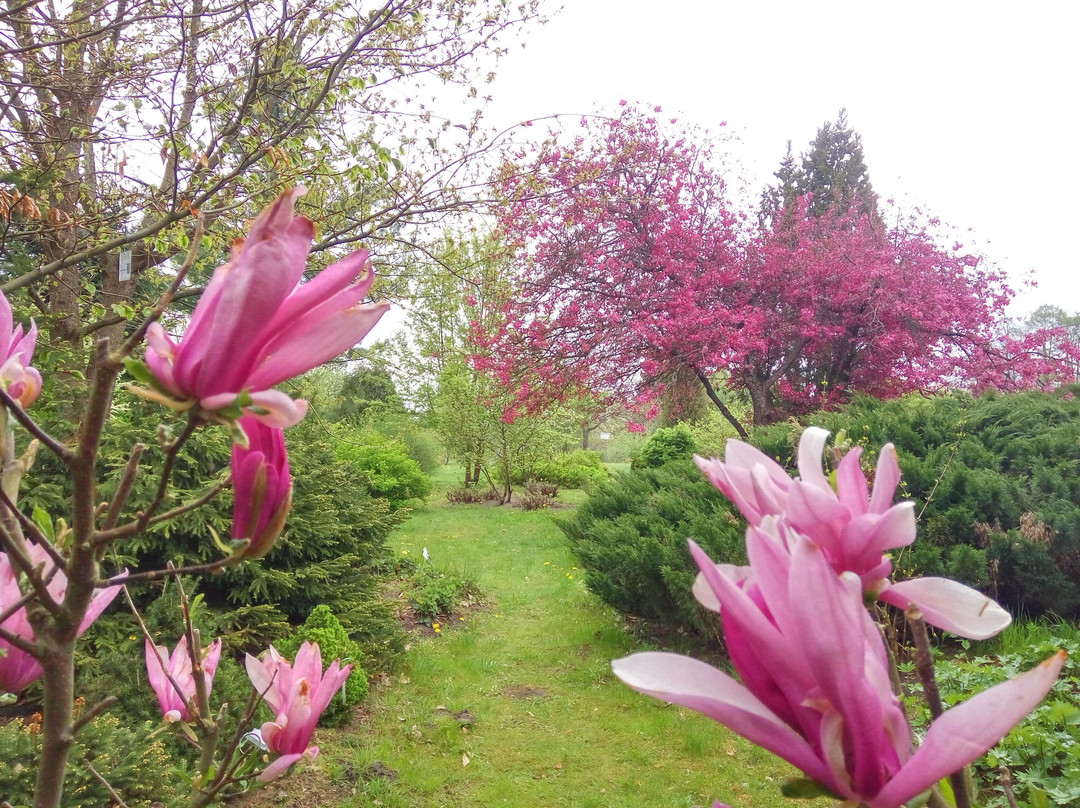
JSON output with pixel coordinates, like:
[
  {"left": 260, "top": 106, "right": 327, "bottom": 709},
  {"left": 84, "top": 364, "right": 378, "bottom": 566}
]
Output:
[{"left": 909, "top": 620, "right": 1080, "bottom": 807}]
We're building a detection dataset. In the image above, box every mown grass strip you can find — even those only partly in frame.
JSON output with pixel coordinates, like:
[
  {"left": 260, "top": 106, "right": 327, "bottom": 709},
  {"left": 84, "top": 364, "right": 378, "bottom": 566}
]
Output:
[{"left": 283, "top": 467, "right": 810, "bottom": 807}]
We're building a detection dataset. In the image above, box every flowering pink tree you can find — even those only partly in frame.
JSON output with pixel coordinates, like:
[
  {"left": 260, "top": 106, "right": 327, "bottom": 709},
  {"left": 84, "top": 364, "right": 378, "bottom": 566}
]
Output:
[
  {"left": 0, "top": 189, "right": 387, "bottom": 808},
  {"left": 488, "top": 105, "right": 1076, "bottom": 431}
]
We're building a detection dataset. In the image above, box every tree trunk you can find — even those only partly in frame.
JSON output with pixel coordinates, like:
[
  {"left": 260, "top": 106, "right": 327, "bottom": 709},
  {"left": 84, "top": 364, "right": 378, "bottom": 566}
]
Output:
[
  {"left": 33, "top": 634, "right": 76, "bottom": 808},
  {"left": 691, "top": 366, "right": 749, "bottom": 439}
]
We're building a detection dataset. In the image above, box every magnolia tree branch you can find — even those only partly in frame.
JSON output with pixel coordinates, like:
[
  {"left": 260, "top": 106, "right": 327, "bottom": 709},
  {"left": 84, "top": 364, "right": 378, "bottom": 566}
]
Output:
[
  {"left": 93, "top": 475, "right": 231, "bottom": 548},
  {"left": 0, "top": 389, "right": 71, "bottom": 460},
  {"left": 102, "top": 553, "right": 236, "bottom": 587},
  {"left": 907, "top": 607, "right": 972, "bottom": 808}
]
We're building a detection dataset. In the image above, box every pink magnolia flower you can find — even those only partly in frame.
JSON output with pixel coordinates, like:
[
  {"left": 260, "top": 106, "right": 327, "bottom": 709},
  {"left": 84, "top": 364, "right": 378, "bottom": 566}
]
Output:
[
  {"left": 695, "top": 427, "right": 1010, "bottom": 639},
  {"left": 614, "top": 533, "right": 1065, "bottom": 808},
  {"left": 245, "top": 641, "right": 351, "bottom": 782},
  {"left": 144, "top": 636, "right": 223, "bottom": 722},
  {"left": 0, "top": 290, "right": 41, "bottom": 408},
  {"left": 231, "top": 417, "right": 292, "bottom": 559},
  {"left": 0, "top": 545, "right": 120, "bottom": 693},
  {"left": 145, "top": 187, "right": 390, "bottom": 430}
]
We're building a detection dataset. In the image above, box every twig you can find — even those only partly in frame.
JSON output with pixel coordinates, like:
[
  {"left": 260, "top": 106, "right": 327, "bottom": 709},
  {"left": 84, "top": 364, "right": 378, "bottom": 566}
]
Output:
[
  {"left": 908, "top": 607, "right": 972, "bottom": 808},
  {"left": 137, "top": 413, "right": 201, "bottom": 531},
  {"left": 117, "top": 212, "right": 205, "bottom": 361},
  {"left": 0, "top": 387, "right": 72, "bottom": 460},
  {"left": 999, "top": 765, "right": 1020, "bottom": 808},
  {"left": 93, "top": 475, "right": 230, "bottom": 546},
  {"left": 102, "top": 444, "right": 145, "bottom": 531},
  {"left": 79, "top": 757, "right": 129, "bottom": 808},
  {"left": 0, "top": 488, "right": 59, "bottom": 562},
  {"left": 72, "top": 696, "right": 117, "bottom": 734},
  {"left": 103, "top": 555, "right": 236, "bottom": 587}
]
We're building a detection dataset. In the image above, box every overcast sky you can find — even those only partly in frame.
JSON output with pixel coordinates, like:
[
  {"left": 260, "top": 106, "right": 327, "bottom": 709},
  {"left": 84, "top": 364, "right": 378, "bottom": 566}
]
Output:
[{"left": 478, "top": 0, "right": 1078, "bottom": 318}]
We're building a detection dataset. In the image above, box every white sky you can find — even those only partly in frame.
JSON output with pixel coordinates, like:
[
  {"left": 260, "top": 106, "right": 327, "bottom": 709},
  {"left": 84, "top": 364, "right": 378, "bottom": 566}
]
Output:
[{"left": 478, "top": 0, "right": 1079, "bottom": 319}]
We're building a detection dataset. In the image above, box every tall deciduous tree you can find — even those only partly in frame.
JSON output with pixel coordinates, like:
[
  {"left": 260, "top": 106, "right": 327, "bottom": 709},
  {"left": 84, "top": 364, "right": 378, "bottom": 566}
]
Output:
[
  {"left": 0, "top": 0, "right": 542, "bottom": 345},
  {"left": 488, "top": 105, "right": 1075, "bottom": 430}
]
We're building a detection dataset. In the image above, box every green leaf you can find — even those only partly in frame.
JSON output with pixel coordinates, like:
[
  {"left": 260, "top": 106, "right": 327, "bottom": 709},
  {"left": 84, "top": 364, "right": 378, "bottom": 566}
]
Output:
[
  {"left": 31, "top": 506, "right": 54, "bottom": 542},
  {"left": 937, "top": 777, "right": 956, "bottom": 808},
  {"left": 123, "top": 357, "right": 156, "bottom": 385},
  {"left": 1029, "top": 783, "right": 1051, "bottom": 808}
]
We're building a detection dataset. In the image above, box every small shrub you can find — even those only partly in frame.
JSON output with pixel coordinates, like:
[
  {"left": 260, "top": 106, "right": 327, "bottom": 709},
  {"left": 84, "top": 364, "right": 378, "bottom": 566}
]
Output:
[
  {"left": 446, "top": 486, "right": 488, "bottom": 504},
  {"left": 407, "top": 565, "right": 482, "bottom": 621},
  {"left": 559, "top": 458, "right": 744, "bottom": 644},
  {"left": 519, "top": 479, "right": 558, "bottom": 511},
  {"left": 277, "top": 605, "right": 369, "bottom": 727},
  {"left": 533, "top": 450, "right": 609, "bottom": 489},
  {"left": 335, "top": 432, "right": 433, "bottom": 511},
  {"left": 0, "top": 711, "right": 184, "bottom": 808},
  {"left": 632, "top": 425, "right": 698, "bottom": 469}
]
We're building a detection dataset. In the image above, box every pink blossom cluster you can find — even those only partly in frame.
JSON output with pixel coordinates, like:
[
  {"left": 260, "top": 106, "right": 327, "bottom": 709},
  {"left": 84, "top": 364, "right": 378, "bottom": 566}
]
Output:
[
  {"left": 614, "top": 428, "right": 1063, "bottom": 807},
  {"left": 144, "top": 638, "right": 350, "bottom": 782},
  {"left": 0, "top": 543, "right": 120, "bottom": 694},
  {"left": 143, "top": 188, "right": 389, "bottom": 431}
]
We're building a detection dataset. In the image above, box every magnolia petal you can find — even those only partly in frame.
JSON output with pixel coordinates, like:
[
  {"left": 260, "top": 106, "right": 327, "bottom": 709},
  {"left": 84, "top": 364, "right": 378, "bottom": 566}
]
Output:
[
  {"left": 787, "top": 480, "right": 847, "bottom": 531},
  {"left": 692, "top": 563, "right": 750, "bottom": 613},
  {"left": 309, "top": 660, "right": 352, "bottom": 718},
  {"left": 257, "top": 751, "right": 304, "bottom": 783},
  {"left": 78, "top": 580, "right": 121, "bottom": 635},
  {"left": 190, "top": 200, "right": 315, "bottom": 394},
  {"left": 695, "top": 456, "right": 765, "bottom": 524},
  {"left": 0, "top": 293, "right": 12, "bottom": 355},
  {"left": 245, "top": 653, "right": 276, "bottom": 700},
  {"left": 872, "top": 651, "right": 1066, "bottom": 808},
  {"left": 796, "top": 427, "right": 832, "bottom": 492},
  {"left": 790, "top": 542, "right": 898, "bottom": 796},
  {"left": 612, "top": 652, "right": 834, "bottom": 787},
  {"left": 834, "top": 447, "right": 869, "bottom": 516},
  {"left": 882, "top": 578, "right": 1012, "bottom": 640},
  {"left": 260, "top": 249, "right": 374, "bottom": 338},
  {"left": 722, "top": 441, "right": 792, "bottom": 491},
  {"left": 869, "top": 444, "right": 901, "bottom": 514},
  {"left": 247, "top": 301, "right": 390, "bottom": 391}
]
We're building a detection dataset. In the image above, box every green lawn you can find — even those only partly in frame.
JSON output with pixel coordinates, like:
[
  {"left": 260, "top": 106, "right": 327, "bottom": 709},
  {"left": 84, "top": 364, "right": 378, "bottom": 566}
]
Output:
[{"left": 259, "top": 465, "right": 807, "bottom": 807}]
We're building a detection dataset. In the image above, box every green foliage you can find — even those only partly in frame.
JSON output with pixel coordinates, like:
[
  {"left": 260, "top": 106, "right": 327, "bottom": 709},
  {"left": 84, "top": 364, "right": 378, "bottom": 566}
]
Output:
[
  {"left": 906, "top": 626, "right": 1080, "bottom": 807},
  {"left": 405, "top": 565, "right": 482, "bottom": 622},
  {"left": 334, "top": 430, "right": 433, "bottom": 511},
  {"left": 761, "top": 107, "right": 876, "bottom": 224},
  {"left": 532, "top": 449, "right": 609, "bottom": 490},
  {"left": 559, "top": 459, "right": 745, "bottom": 643},
  {"left": 632, "top": 424, "right": 698, "bottom": 469},
  {"left": 0, "top": 713, "right": 184, "bottom": 808},
  {"left": 277, "top": 606, "right": 369, "bottom": 727},
  {"left": 751, "top": 389, "right": 1080, "bottom": 619},
  {"left": 21, "top": 384, "right": 406, "bottom": 670},
  {"left": 328, "top": 359, "right": 404, "bottom": 421}
]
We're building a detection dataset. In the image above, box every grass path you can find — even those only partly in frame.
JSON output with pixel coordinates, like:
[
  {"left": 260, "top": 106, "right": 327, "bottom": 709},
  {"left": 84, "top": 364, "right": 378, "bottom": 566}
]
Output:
[{"left": 290, "top": 467, "right": 806, "bottom": 807}]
